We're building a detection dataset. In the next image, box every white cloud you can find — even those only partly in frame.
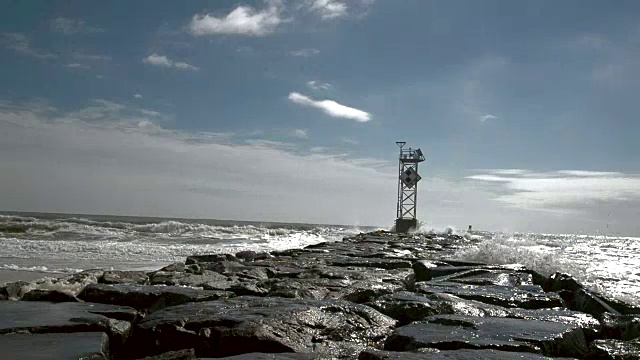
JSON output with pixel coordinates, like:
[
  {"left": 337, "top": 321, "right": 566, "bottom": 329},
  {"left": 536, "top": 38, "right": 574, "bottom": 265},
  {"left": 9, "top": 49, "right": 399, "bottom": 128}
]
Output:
[
  {"left": 189, "top": 4, "right": 283, "bottom": 36},
  {"left": 468, "top": 170, "right": 640, "bottom": 211},
  {"left": 1, "top": 33, "right": 56, "bottom": 59},
  {"left": 342, "top": 137, "right": 358, "bottom": 145},
  {"left": 134, "top": 94, "right": 143, "bottom": 99},
  {"left": 288, "top": 92, "right": 371, "bottom": 122},
  {"left": 308, "top": 0, "right": 348, "bottom": 19},
  {"left": 292, "top": 129, "right": 308, "bottom": 138},
  {"left": 51, "top": 17, "right": 104, "bottom": 35},
  {"left": 290, "top": 48, "right": 320, "bottom": 57},
  {"left": 143, "top": 54, "right": 199, "bottom": 71},
  {"left": 480, "top": 114, "right": 496, "bottom": 122},
  {"left": 307, "top": 80, "right": 331, "bottom": 91}
]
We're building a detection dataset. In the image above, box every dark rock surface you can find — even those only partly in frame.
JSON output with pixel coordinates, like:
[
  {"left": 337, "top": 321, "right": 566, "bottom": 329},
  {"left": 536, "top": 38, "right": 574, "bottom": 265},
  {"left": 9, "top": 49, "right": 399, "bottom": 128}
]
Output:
[
  {"left": 0, "top": 332, "right": 109, "bottom": 360},
  {"left": 132, "top": 296, "right": 396, "bottom": 358},
  {"left": 101, "top": 270, "right": 149, "bottom": 285},
  {"left": 77, "top": 283, "right": 234, "bottom": 312},
  {"left": 385, "top": 314, "right": 589, "bottom": 357},
  {"left": 21, "top": 289, "right": 79, "bottom": 302},
  {"left": 414, "top": 281, "right": 564, "bottom": 309},
  {"left": 3, "top": 230, "right": 638, "bottom": 359},
  {"left": 359, "top": 348, "right": 576, "bottom": 359}
]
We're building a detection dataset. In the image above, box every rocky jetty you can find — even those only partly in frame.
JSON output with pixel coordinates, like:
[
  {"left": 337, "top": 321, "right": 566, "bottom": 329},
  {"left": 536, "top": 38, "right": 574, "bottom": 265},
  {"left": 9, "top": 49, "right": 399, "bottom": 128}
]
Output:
[{"left": 1, "top": 231, "right": 639, "bottom": 359}]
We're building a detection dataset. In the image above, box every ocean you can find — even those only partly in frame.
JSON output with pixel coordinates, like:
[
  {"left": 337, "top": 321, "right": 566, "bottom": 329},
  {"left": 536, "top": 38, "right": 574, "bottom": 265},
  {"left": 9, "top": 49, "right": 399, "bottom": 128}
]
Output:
[{"left": 1, "top": 212, "right": 638, "bottom": 306}]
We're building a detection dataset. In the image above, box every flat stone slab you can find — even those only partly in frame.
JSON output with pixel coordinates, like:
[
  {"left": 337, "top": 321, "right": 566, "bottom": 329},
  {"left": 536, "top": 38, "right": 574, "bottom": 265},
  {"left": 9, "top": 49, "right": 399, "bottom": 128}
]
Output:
[
  {"left": 77, "top": 283, "right": 234, "bottom": 312},
  {"left": 586, "top": 338, "right": 640, "bottom": 359},
  {"left": 132, "top": 296, "right": 397, "bottom": 358},
  {"left": 414, "top": 281, "right": 564, "bottom": 309},
  {"left": 0, "top": 301, "right": 137, "bottom": 334},
  {"left": 0, "top": 332, "right": 109, "bottom": 360},
  {"left": 359, "top": 348, "right": 576, "bottom": 359},
  {"left": 384, "top": 314, "right": 588, "bottom": 357}
]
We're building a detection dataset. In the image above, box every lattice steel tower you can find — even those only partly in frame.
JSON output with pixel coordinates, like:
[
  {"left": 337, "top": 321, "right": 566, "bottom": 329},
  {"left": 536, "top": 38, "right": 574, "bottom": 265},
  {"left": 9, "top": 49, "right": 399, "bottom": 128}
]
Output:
[{"left": 394, "top": 141, "right": 425, "bottom": 233}]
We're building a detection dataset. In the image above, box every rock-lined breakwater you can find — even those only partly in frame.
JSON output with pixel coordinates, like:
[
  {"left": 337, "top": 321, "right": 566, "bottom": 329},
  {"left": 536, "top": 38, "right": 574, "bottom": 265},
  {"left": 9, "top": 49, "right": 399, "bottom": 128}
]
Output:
[{"left": 1, "top": 231, "right": 639, "bottom": 359}]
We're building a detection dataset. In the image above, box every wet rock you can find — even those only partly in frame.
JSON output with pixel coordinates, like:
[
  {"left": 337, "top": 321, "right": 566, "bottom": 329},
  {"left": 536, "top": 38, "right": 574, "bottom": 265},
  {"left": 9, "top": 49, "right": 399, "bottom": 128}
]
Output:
[
  {"left": 205, "top": 261, "right": 270, "bottom": 280},
  {"left": 138, "top": 348, "right": 197, "bottom": 360},
  {"left": 507, "top": 308, "right": 601, "bottom": 340},
  {"left": 185, "top": 263, "right": 202, "bottom": 274},
  {"left": 585, "top": 338, "right": 640, "bottom": 359},
  {"left": 414, "top": 281, "right": 564, "bottom": 309},
  {"left": 132, "top": 296, "right": 397, "bottom": 358},
  {"left": 384, "top": 314, "right": 588, "bottom": 357},
  {"left": 0, "top": 301, "right": 136, "bottom": 355},
  {"left": 101, "top": 270, "right": 149, "bottom": 285},
  {"left": 149, "top": 270, "right": 228, "bottom": 287},
  {"left": 330, "top": 256, "right": 412, "bottom": 270},
  {"left": 77, "top": 283, "right": 234, "bottom": 313},
  {"left": 21, "top": 289, "right": 79, "bottom": 302},
  {"left": 600, "top": 312, "right": 640, "bottom": 341},
  {"left": 158, "top": 262, "right": 187, "bottom": 273},
  {"left": 185, "top": 254, "right": 237, "bottom": 265},
  {"left": 0, "top": 281, "right": 31, "bottom": 299},
  {"left": 235, "top": 250, "right": 272, "bottom": 262},
  {"left": 359, "top": 348, "right": 573, "bottom": 359},
  {"left": 0, "top": 332, "right": 109, "bottom": 360},
  {"left": 412, "top": 260, "right": 445, "bottom": 281},
  {"left": 211, "top": 353, "right": 324, "bottom": 359}
]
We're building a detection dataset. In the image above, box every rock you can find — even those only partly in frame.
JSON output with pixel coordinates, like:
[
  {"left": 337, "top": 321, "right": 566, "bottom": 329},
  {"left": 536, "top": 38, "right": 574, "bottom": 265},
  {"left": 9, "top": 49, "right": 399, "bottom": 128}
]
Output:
[
  {"left": 0, "top": 281, "right": 31, "bottom": 300},
  {"left": 414, "top": 281, "right": 564, "bottom": 309},
  {"left": 131, "top": 296, "right": 397, "bottom": 358},
  {"left": 359, "top": 348, "right": 573, "bottom": 359},
  {"left": 208, "top": 353, "right": 325, "bottom": 359},
  {"left": 600, "top": 312, "right": 640, "bottom": 341},
  {"left": 185, "top": 254, "right": 237, "bottom": 265},
  {"left": 366, "top": 291, "right": 511, "bottom": 325},
  {"left": 158, "top": 262, "right": 186, "bottom": 273},
  {"left": 235, "top": 250, "right": 271, "bottom": 262},
  {"left": 149, "top": 270, "right": 229, "bottom": 287},
  {"left": 330, "top": 256, "right": 412, "bottom": 270},
  {"left": 138, "top": 348, "right": 197, "bottom": 360},
  {"left": 21, "top": 289, "right": 79, "bottom": 303},
  {"left": 0, "top": 332, "right": 109, "bottom": 360},
  {"left": 206, "top": 261, "right": 270, "bottom": 280},
  {"left": 412, "top": 260, "right": 444, "bottom": 281},
  {"left": 384, "top": 314, "right": 589, "bottom": 357},
  {"left": 77, "top": 283, "right": 234, "bottom": 313},
  {"left": 101, "top": 270, "right": 149, "bottom": 285},
  {"left": 585, "top": 338, "right": 640, "bottom": 359},
  {"left": 507, "top": 307, "right": 601, "bottom": 340},
  {"left": 543, "top": 272, "right": 584, "bottom": 293}
]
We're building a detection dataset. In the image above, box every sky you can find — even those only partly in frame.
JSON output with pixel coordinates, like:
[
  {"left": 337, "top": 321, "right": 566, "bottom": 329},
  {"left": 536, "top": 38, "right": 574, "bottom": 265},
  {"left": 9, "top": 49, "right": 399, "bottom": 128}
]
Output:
[{"left": 1, "top": 0, "right": 639, "bottom": 235}]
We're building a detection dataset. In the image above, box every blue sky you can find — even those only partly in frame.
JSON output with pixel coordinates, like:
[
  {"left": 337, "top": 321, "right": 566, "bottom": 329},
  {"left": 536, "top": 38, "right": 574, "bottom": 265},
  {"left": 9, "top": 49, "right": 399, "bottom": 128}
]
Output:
[{"left": 1, "top": 0, "right": 639, "bottom": 235}]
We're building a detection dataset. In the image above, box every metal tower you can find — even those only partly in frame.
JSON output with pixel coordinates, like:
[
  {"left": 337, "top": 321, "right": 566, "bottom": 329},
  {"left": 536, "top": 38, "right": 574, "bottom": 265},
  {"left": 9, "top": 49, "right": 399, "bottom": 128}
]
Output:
[{"left": 394, "top": 141, "right": 425, "bottom": 233}]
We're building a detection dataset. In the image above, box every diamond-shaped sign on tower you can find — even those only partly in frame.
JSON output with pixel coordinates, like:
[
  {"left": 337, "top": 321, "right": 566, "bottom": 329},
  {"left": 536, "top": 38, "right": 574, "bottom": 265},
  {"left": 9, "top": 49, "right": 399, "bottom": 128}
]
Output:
[{"left": 400, "top": 167, "right": 421, "bottom": 188}]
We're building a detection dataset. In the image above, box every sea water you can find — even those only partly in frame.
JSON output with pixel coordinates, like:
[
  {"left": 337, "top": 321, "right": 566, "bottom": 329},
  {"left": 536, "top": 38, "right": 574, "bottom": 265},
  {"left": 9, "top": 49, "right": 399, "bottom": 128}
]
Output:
[{"left": 1, "top": 212, "right": 638, "bottom": 306}]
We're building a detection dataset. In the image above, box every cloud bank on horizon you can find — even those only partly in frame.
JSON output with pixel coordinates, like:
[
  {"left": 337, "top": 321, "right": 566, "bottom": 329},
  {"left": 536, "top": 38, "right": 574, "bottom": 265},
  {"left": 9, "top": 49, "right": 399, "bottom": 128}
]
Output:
[{"left": 1, "top": 0, "right": 639, "bottom": 235}]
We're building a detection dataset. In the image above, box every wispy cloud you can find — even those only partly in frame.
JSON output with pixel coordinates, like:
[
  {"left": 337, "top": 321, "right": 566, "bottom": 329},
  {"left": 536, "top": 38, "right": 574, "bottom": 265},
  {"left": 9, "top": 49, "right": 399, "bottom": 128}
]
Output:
[
  {"left": 189, "top": 4, "right": 283, "bottom": 36},
  {"left": 292, "top": 129, "right": 308, "bottom": 138},
  {"left": 143, "top": 54, "right": 199, "bottom": 71},
  {"left": 134, "top": 94, "right": 143, "bottom": 99},
  {"left": 51, "top": 17, "right": 104, "bottom": 35},
  {"left": 1, "top": 33, "right": 56, "bottom": 59},
  {"left": 468, "top": 170, "right": 640, "bottom": 211},
  {"left": 288, "top": 92, "right": 371, "bottom": 122},
  {"left": 64, "top": 63, "right": 90, "bottom": 70},
  {"left": 307, "top": 80, "right": 330, "bottom": 91},
  {"left": 290, "top": 48, "right": 320, "bottom": 57},
  {"left": 480, "top": 114, "right": 496, "bottom": 122},
  {"left": 307, "top": 0, "right": 348, "bottom": 19}
]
